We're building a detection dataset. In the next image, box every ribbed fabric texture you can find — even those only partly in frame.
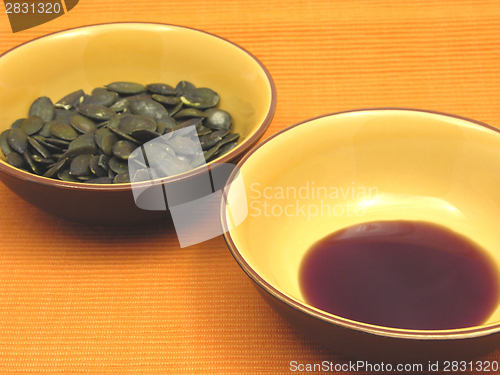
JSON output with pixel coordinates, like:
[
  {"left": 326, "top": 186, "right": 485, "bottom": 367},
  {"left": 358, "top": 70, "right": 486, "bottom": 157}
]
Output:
[{"left": 1, "top": 1, "right": 500, "bottom": 373}]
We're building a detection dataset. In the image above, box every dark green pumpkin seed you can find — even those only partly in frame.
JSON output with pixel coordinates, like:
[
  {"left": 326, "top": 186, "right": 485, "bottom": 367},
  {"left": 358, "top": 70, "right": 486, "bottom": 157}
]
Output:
[
  {"left": 118, "top": 114, "right": 156, "bottom": 134},
  {"left": 216, "top": 141, "right": 238, "bottom": 157},
  {"left": 97, "top": 154, "right": 111, "bottom": 171},
  {"left": 114, "top": 172, "right": 130, "bottom": 184},
  {"left": 180, "top": 88, "right": 219, "bottom": 109},
  {"left": 6, "top": 152, "right": 26, "bottom": 169},
  {"left": 105, "top": 82, "right": 146, "bottom": 95},
  {"left": 199, "top": 129, "right": 229, "bottom": 150},
  {"left": 128, "top": 98, "right": 168, "bottom": 119},
  {"left": 167, "top": 136, "right": 199, "bottom": 155},
  {"left": 7, "top": 128, "right": 28, "bottom": 154},
  {"left": 89, "top": 155, "right": 108, "bottom": 177},
  {"left": 113, "top": 140, "right": 137, "bottom": 160},
  {"left": 108, "top": 157, "right": 128, "bottom": 174},
  {"left": 130, "top": 129, "right": 160, "bottom": 143},
  {"left": 108, "top": 169, "right": 117, "bottom": 179},
  {"left": 44, "top": 138, "right": 70, "bottom": 148},
  {"left": 27, "top": 136, "right": 51, "bottom": 159},
  {"left": 31, "top": 154, "right": 54, "bottom": 164},
  {"left": 175, "top": 81, "right": 196, "bottom": 97},
  {"left": 196, "top": 124, "right": 212, "bottom": 136},
  {"left": 204, "top": 108, "right": 232, "bottom": 130},
  {"left": 70, "top": 154, "right": 93, "bottom": 176},
  {"left": 23, "top": 151, "right": 43, "bottom": 175},
  {"left": 109, "top": 98, "right": 129, "bottom": 112},
  {"left": 152, "top": 94, "right": 180, "bottom": 106},
  {"left": 60, "top": 134, "right": 98, "bottom": 159},
  {"left": 70, "top": 115, "right": 97, "bottom": 134},
  {"left": 168, "top": 102, "right": 183, "bottom": 117},
  {"left": 20, "top": 116, "right": 44, "bottom": 135},
  {"left": 91, "top": 87, "right": 108, "bottom": 96},
  {"left": 38, "top": 121, "right": 55, "bottom": 138},
  {"left": 11, "top": 118, "right": 25, "bottom": 128},
  {"left": 95, "top": 127, "right": 112, "bottom": 150},
  {"left": 108, "top": 126, "right": 141, "bottom": 144},
  {"left": 29, "top": 96, "right": 55, "bottom": 122},
  {"left": 36, "top": 138, "right": 64, "bottom": 153},
  {"left": 100, "top": 132, "right": 119, "bottom": 156},
  {"left": 78, "top": 104, "right": 116, "bottom": 121},
  {"left": 50, "top": 123, "right": 78, "bottom": 141},
  {"left": 218, "top": 132, "right": 240, "bottom": 146},
  {"left": 55, "top": 89, "right": 85, "bottom": 110},
  {"left": 147, "top": 83, "right": 176, "bottom": 96},
  {"left": 43, "top": 158, "right": 70, "bottom": 178},
  {"left": 156, "top": 121, "right": 167, "bottom": 135},
  {"left": 157, "top": 114, "right": 177, "bottom": 130},
  {"left": 174, "top": 108, "right": 207, "bottom": 119},
  {"left": 0, "top": 130, "right": 14, "bottom": 156},
  {"left": 81, "top": 91, "right": 119, "bottom": 107},
  {"left": 58, "top": 169, "right": 79, "bottom": 182}
]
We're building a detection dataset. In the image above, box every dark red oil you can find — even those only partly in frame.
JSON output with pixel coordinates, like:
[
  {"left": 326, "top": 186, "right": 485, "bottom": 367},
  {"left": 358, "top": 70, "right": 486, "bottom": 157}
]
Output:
[{"left": 299, "top": 221, "right": 500, "bottom": 330}]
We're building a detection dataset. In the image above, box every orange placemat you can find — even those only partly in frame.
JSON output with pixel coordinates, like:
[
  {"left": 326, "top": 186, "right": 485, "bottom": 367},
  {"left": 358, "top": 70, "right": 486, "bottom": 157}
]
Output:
[{"left": 2, "top": 1, "right": 500, "bottom": 373}]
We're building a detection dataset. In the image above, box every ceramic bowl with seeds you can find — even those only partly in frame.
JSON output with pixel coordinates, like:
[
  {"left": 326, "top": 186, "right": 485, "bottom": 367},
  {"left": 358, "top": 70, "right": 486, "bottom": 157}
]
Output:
[{"left": 0, "top": 23, "right": 276, "bottom": 225}]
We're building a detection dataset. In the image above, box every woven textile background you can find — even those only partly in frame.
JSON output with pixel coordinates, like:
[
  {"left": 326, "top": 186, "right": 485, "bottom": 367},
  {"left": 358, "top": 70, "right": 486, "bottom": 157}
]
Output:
[{"left": 1, "top": 1, "right": 500, "bottom": 373}]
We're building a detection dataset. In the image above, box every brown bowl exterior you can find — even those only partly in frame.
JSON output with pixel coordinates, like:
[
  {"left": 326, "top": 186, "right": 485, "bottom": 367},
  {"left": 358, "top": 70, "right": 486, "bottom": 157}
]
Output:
[{"left": 0, "top": 23, "right": 276, "bottom": 224}]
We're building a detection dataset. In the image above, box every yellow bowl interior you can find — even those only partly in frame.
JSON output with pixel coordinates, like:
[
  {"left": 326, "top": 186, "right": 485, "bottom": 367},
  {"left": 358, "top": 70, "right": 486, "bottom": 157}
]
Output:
[
  {"left": 226, "top": 109, "right": 500, "bottom": 328},
  {"left": 0, "top": 23, "right": 273, "bottom": 179}
]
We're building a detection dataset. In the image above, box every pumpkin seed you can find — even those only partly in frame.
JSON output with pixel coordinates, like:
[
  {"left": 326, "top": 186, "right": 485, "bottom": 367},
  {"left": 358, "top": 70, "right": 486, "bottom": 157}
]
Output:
[
  {"left": 168, "top": 102, "right": 183, "bottom": 117},
  {"left": 152, "top": 94, "right": 180, "bottom": 106},
  {"left": 50, "top": 123, "right": 78, "bottom": 141},
  {"left": 157, "top": 114, "right": 177, "bottom": 130},
  {"left": 70, "top": 154, "right": 93, "bottom": 176},
  {"left": 109, "top": 157, "right": 128, "bottom": 174},
  {"left": 29, "top": 96, "right": 55, "bottom": 123},
  {"left": 105, "top": 82, "right": 146, "bottom": 95},
  {"left": 108, "top": 126, "right": 141, "bottom": 144},
  {"left": 44, "top": 138, "right": 71, "bottom": 148},
  {"left": 113, "top": 140, "right": 137, "bottom": 160},
  {"left": 11, "top": 118, "right": 25, "bottom": 128},
  {"left": 6, "top": 152, "right": 26, "bottom": 169},
  {"left": 97, "top": 154, "right": 111, "bottom": 171},
  {"left": 20, "top": 116, "right": 44, "bottom": 135},
  {"left": 43, "top": 158, "right": 69, "bottom": 178},
  {"left": 7, "top": 128, "right": 28, "bottom": 154},
  {"left": 118, "top": 114, "right": 156, "bottom": 134},
  {"left": 174, "top": 108, "right": 207, "bottom": 119},
  {"left": 204, "top": 108, "right": 232, "bottom": 130},
  {"left": 27, "top": 136, "right": 51, "bottom": 159},
  {"left": 199, "top": 129, "right": 229, "bottom": 150},
  {"left": 0, "top": 130, "right": 14, "bottom": 156},
  {"left": 55, "top": 89, "right": 85, "bottom": 110},
  {"left": 147, "top": 83, "right": 176, "bottom": 96},
  {"left": 81, "top": 91, "right": 118, "bottom": 107},
  {"left": 78, "top": 104, "right": 116, "bottom": 121},
  {"left": 128, "top": 97, "right": 168, "bottom": 120},
  {"left": 31, "top": 154, "right": 54, "bottom": 164},
  {"left": 38, "top": 121, "right": 55, "bottom": 138},
  {"left": 100, "top": 132, "right": 119, "bottom": 156},
  {"left": 218, "top": 132, "right": 240, "bottom": 146},
  {"left": 180, "top": 88, "right": 219, "bottom": 109},
  {"left": 130, "top": 129, "right": 161, "bottom": 143},
  {"left": 215, "top": 141, "right": 238, "bottom": 157},
  {"left": 61, "top": 134, "right": 98, "bottom": 159},
  {"left": 114, "top": 172, "right": 130, "bottom": 184},
  {"left": 167, "top": 136, "right": 199, "bottom": 155},
  {"left": 175, "top": 81, "right": 196, "bottom": 97},
  {"left": 109, "top": 98, "right": 129, "bottom": 112},
  {"left": 70, "top": 115, "right": 97, "bottom": 134},
  {"left": 58, "top": 169, "right": 79, "bottom": 182},
  {"left": 23, "top": 151, "right": 43, "bottom": 175},
  {"left": 89, "top": 155, "right": 108, "bottom": 177}
]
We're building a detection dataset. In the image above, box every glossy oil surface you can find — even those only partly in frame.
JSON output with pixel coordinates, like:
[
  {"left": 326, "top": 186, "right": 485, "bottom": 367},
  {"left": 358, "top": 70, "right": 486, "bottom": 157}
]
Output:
[{"left": 299, "top": 221, "right": 500, "bottom": 330}]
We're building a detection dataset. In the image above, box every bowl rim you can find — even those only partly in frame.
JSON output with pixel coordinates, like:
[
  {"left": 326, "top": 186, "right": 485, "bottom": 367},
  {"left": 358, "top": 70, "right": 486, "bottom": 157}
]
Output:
[
  {"left": 221, "top": 107, "right": 500, "bottom": 340},
  {"left": 0, "top": 22, "right": 277, "bottom": 191}
]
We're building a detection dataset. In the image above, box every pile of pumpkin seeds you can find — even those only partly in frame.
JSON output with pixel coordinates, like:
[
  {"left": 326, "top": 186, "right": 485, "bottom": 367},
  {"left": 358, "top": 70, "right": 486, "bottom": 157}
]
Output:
[{"left": 0, "top": 81, "right": 239, "bottom": 184}]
